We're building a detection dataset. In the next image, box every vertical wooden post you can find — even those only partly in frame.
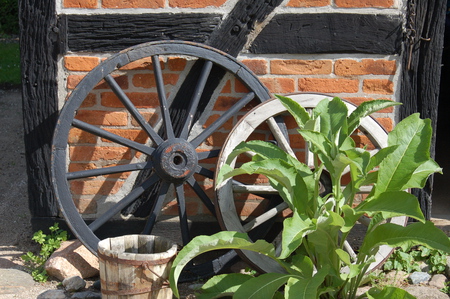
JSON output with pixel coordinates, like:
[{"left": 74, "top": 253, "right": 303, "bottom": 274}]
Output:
[
  {"left": 400, "top": 0, "right": 446, "bottom": 219},
  {"left": 18, "top": 1, "right": 59, "bottom": 218}
]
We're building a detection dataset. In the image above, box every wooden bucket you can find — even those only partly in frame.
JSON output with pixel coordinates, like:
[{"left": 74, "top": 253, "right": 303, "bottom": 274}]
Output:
[{"left": 98, "top": 235, "right": 177, "bottom": 299}]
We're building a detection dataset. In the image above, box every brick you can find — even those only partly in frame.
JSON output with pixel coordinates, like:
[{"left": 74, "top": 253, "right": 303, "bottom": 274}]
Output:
[
  {"left": 69, "top": 146, "right": 132, "bottom": 161},
  {"left": 161, "top": 199, "right": 200, "bottom": 216},
  {"left": 169, "top": 0, "right": 226, "bottom": 8},
  {"left": 65, "top": 56, "right": 99, "bottom": 72},
  {"left": 119, "top": 57, "right": 164, "bottom": 71},
  {"left": 351, "top": 135, "right": 375, "bottom": 150},
  {"left": 205, "top": 132, "right": 229, "bottom": 147},
  {"left": 102, "top": 0, "right": 164, "bottom": 8},
  {"left": 101, "top": 92, "right": 159, "bottom": 108},
  {"left": 203, "top": 114, "right": 234, "bottom": 131},
  {"left": 167, "top": 57, "right": 187, "bottom": 71},
  {"left": 363, "top": 79, "right": 394, "bottom": 94},
  {"left": 235, "top": 80, "right": 250, "bottom": 93},
  {"left": 375, "top": 117, "right": 393, "bottom": 132},
  {"left": 221, "top": 80, "right": 232, "bottom": 93},
  {"left": 298, "top": 78, "right": 359, "bottom": 93},
  {"left": 69, "top": 162, "right": 97, "bottom": 173},
  {"left": 75, "top": 110, "right": 128, "bottom": 126},
  {"left": 335, "top": 59, "right": 396, "bottom": 76},
  {"left": 68, "top": 128, "right": 97, "bottom": 144},
  {"left": 64, "top": 0, "right": 97, "bottom": 8},
  {"left": 130, "top": 112, "right": 159, "bottom": 127},
  {"left": 260, "top": 77, "right": 295, "bottom": 93},
  {"left": 102, "top": 129, "right": 148, "bottom": 143},
  {"left": 346, "top": 97, "right": 394, "bottom": 113},
  {"left": 70, "top": 179, "right": 124, "bottom": 195},
  {"left": 335, "top": 0, "right": 394, "bottom": 8},
  {"left": 132, "top": 73, "right": 178, "bottom": 88},
  {"left": 213, "top": 96, "right": 241, "bottom": 111},
  {"left": 287, "top": 0, "right": 330, "bottom": 7},
  {"left": 67, "top": 75, "right": 85, "bottom": 89},
  {"left": 289, "top": 134, "right": 306, "bottom": 149},
  {"left": 271, "top": 60, "right": 332, "bottom": 75},
  {"left": 95, "top": 75, "right": 129, "bottom": 90},
  {"left": 80, "top": 94, "right": 97, "bottom": 108},
  {"left": 241, "top": 59, "right": 268, "bottom": 75},
  {"left": 74, "top": 198, "right": 97, "bottom": 214},
  {"left": 235, "top": 199, "right": 268, "bottom": 217}
]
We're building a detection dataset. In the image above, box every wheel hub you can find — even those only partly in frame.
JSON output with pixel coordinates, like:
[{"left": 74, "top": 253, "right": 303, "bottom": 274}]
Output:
[{"left": 152, "top": 138, "right": 198, "bottom": 182}]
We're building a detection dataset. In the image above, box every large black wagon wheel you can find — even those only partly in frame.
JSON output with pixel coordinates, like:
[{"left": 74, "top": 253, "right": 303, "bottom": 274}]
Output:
[
  {"left": 51, "top": 41, "right": 272, "bottom": 261},
  {"left": 215, "top": 93, "right": 408, "bottom": 274}
]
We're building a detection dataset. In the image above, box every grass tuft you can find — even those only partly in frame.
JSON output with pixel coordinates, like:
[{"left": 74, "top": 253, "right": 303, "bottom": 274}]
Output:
[{"left": 0, "top": 40, "right": 21, "bottom": 88}]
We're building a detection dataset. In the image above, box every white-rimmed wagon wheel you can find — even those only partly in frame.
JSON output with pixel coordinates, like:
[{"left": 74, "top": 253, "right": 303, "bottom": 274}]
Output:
[
  {"left": 51, "top": 40, "right": 286, "bottom": 278},
  {"left": 214, "top": 93, "right": 408, "bottom": 274}
]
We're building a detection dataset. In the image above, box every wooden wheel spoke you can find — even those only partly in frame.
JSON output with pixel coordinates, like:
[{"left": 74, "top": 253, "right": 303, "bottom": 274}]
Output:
[
  {"left": 243, "top": 201, "right": 289, "bottom": 233},
  {"left": 186, "top": 176, "right": 216, "bottom": 216},
  {"left": 88, "top": 173, "right": 160, "bottom": 232},
  {"left": 232, "top": 181, "right": 278, "bottom": 194},
  {"left": 343, "top": 239, "right": 358, "bottom": 262},
  {"left": 104, "top": 74, "right": 163, "bottom": 145},
  {"left": 175, "top": 183, "right": 191, "bottom": 245},
  {"left": 190, "top": 92, "right": 255, "bottom": 148},
  {"left": 197, "top": 149, "right": 220, "bottom": 160},
  {"left": 180, "top": 60, "right": 214, "bottom": 139},
  {"left": 266, "top": 116, "right": 296, "bottom": 158},
  {"left": 195, "top": 165, "right": 214, "bottom": 179},
  {"left": 72, "top": 119, "right": 154, "bottom": 156},
  {"left": 66, "top": 161, "right": 153, "bottom": 180},
  {"left": 152, "top": 55, "right": 175, "bottom": 140},
  {"left": 142, "top": 181, "right": 171, "bottom": 234}
]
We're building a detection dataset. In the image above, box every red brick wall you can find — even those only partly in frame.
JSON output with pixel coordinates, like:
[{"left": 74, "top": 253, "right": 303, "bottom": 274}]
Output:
[{"left": 59, "top": 0, "right": 404, "bottom": 219}]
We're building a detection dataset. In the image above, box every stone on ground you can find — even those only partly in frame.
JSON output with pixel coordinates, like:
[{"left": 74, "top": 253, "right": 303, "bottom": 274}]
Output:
[
  {"left": 62, "top": 276, "right": 85, "bottom": 292},
  {"left": 404, "top": 285, "right": 449, "bottom": 299},
  {"left": 45, "top": 240, "right": 99, "bottom": 280},
  {"left": 0, "top": 269, "right": 34, "bottom": 295},
  {"left": 36, "top": 289, "right": 66, "bottom": 299}
]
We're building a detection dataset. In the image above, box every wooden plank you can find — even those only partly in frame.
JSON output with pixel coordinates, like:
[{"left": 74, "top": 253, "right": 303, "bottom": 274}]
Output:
[
  {"left": 18, "top": 1, "right": 59, "bottom": 217},
  {"left": 399, "top": 0, "right": 446, "bottom": 219},
  {"left": 61, "top": 13, "right": 221, "bottom": 53},
  {"left": 249, "top": 13, "right": 403, "bottom": 54}
]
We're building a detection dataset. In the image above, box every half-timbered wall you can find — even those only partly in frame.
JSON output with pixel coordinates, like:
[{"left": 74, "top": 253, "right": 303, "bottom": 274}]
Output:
[{"left": 22, "top": 0, "right": 407, "bottom": 223}]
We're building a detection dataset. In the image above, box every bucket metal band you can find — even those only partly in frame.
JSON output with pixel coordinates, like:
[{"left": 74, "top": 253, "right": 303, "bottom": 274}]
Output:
[
  {"left": 100, "top": 282, "right": 170, "bottom": 296},
  {"left": 98, "top": 251, "right": 175, "bottom": 266}
]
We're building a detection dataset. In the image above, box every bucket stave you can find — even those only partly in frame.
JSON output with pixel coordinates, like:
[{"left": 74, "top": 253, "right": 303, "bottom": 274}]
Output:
[{"left": 98, "top": 235, "right": 177, "bottom": 299}]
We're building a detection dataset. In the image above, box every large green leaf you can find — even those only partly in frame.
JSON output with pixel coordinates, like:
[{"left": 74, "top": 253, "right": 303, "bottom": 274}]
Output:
[
  {"left": 224, "top": 140, "right": 301, "bottom": 168},
  {"left": 367, "top": 286, "right": 416, "bottom": 299},
  {"left": 359, "top": 221, "right": 450, "bottom": 256},
  {"left": 280, "top": 213, "right": 315, "bottom": 259},
  {"left": 198, "top": 273, "right": 253, "bottom": 299},
  {"left": 307, "top": 212, "right": 345, "bottom": 265},
  {"left": 275, "top": 94, "right": 310, "bottom": 127},
  {"left": 284, "top": 267, "right": 329, "bottom": 299},
  {"left": 400, "top": 159, "right": 442, "bottom": 190},
  {"left": 356, "top": 191, "right": 425, "bottom": 223},
  {"left": 169, "top": 231, "right": 277, "bottom": 298},
  {"left": 348, "top": 100, "right": 401, "bottom": 134},
  {"left": 375, "top": 114, "right": 435, "bottom": 196},
  {"left": 233, "top": 273, "right": 294, "bottom": 299}
]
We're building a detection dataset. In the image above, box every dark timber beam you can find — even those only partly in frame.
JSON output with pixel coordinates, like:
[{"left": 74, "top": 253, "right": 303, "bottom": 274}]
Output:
[
  {"left": 399, "top": 0, "right": 446, "bottom": 219},
  {"left": 250, "top": 13, "right": 403, "bottom": 55},
  {"left": 19, "top": 1, "right": 59, "bottom": 218}
]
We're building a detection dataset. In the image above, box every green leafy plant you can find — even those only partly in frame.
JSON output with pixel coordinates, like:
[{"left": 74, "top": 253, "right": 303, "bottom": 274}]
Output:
[
  {"left": 384, "top": 245, "right": 448, "bottom": 274},
  {"left": 170, "top": 96, "right": 450, "bottom": 298},
  {"left": 21, "top": 223, "right": 68, "bottom": 282}
]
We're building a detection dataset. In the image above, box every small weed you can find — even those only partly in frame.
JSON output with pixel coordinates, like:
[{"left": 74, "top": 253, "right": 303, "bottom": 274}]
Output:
[
  {"left": 21, "top": 223, "right": 68, "bottom": 282},
  {"left": 384, "top": 245, "right": 448, "bottom": 274}
]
